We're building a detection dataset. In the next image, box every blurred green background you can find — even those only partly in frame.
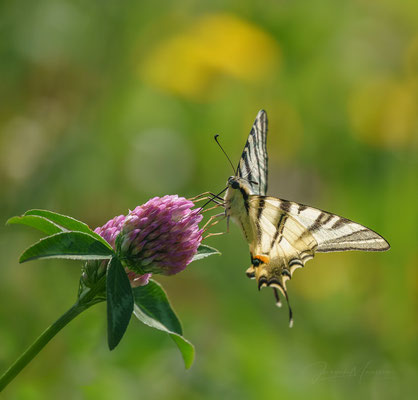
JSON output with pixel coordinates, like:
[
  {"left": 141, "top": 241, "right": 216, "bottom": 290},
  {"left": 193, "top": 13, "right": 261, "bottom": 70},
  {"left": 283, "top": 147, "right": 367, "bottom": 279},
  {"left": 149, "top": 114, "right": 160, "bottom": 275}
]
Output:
[{"left": 1, "top": 0, "right": 417, "bottom": 399}]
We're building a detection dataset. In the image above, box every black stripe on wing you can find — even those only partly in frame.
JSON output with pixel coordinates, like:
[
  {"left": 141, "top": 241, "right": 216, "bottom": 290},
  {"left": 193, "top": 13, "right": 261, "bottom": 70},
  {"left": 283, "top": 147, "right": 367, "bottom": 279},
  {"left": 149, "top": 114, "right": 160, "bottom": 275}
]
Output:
[{"left": 236, "top": 110, "right": 268, "bottom": 195}]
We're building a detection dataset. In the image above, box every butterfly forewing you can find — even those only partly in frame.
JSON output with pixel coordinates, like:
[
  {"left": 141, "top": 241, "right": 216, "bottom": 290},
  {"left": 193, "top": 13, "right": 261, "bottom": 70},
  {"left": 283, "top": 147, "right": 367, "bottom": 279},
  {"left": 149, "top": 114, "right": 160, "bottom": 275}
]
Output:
[
  {"left": 261, "top": 197, "right": 390, "bottom": 253},
  {"left": 236, "top": 110, "right": 268, "bottom": 195}
]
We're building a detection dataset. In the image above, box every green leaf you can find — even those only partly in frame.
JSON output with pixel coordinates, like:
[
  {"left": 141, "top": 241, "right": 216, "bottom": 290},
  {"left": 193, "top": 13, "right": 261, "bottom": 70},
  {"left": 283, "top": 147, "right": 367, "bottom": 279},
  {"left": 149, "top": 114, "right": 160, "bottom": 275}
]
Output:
[
  {"left": 169, "top": 334, "right": 195, "bottom": 370},
  {"left": 133, "top": 280, "right": 195, "bottom": 369},
  {"left": 133, "top": 280, "right": 182, "bottom": 334},
  {"left": 23, "top": 209, "right": 113, "bottom": 250},
  {"left": 19, "top": 232, "right": 114, "bottom": 263},
  {"left": 7, "top": 215, "right": 63, "bottom": 236},
  {"left": 192, "top": 244, "right": 221, "bottom": 261},
  {"left": 106, "top": 256, "right": 134, "bottom": 350}
]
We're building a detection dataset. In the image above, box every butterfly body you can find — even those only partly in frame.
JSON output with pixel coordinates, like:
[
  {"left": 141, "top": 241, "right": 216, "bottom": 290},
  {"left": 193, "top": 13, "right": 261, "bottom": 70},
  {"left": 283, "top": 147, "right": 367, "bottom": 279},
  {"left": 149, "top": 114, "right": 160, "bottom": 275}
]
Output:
[
  {"left": 224, "top": 177, "right": 253, "bottom": 242},
  {"left": 223, "top": 110, "right": 390, "bottom": 325}
]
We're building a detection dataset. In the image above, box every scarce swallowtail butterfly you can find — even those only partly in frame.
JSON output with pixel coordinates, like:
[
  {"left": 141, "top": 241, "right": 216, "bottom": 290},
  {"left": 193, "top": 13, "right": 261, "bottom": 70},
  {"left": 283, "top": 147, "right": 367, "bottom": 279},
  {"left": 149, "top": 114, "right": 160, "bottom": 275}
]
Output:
[{"left": 223, "top": 110, "right": 390, "bottom": 326}]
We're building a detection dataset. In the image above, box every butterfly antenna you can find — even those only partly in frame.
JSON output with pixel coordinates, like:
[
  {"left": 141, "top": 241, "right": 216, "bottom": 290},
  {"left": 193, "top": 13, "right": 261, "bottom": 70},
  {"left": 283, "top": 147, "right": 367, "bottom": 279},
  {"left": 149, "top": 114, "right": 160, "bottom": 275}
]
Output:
[
  {"left": 199, "top": 186, "right": 228, "bottom": 210},
  {"left": 214, "top": 134, "right": 235, "bottom": 174}
]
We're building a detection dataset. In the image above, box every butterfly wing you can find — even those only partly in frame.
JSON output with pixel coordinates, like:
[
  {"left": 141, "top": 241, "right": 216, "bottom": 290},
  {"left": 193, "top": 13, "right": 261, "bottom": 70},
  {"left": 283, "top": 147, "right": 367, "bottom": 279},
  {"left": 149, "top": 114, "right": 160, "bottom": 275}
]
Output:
[
  {"left": 247, "top": 195, "right": 390, "bottom": 283},
  {"left": 246, "top": 196, "right": 318, "bottom": 287},
  {"left": 245, "top": 196, "right": 390, "bottom": 325},
  {"left": 236, "top": 110, "right": 268, "bottom": 195},
  {"left": 260, "top": 197, "right": 390, "bottom": 253}
]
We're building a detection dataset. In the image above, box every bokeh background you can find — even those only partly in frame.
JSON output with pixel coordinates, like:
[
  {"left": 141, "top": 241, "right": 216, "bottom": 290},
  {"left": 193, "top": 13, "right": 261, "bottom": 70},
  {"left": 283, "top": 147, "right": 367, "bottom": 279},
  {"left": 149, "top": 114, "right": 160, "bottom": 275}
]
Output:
[{"left": 1, "top": 0, "right": 417, "bottom": 399}]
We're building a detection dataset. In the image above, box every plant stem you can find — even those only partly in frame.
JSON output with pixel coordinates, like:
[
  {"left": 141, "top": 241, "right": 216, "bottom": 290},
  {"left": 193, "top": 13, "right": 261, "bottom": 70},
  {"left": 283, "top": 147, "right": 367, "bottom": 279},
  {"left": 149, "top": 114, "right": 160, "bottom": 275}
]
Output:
[{"left": 0, "top": 277, "right": 106, "bottom": 392}]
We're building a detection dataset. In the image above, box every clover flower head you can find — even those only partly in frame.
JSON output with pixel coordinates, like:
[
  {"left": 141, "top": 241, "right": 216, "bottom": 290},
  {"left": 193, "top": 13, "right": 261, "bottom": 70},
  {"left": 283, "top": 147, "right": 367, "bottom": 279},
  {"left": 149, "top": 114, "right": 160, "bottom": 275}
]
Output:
[
  {"left": 117, "top": 195, "right": 203, "bottom": 276},
  {"left": 83, "top": 215, "right": 151, "bottom": 288},
  {"left": 94, "top": 214, "right": 125, "bottom": 248}
]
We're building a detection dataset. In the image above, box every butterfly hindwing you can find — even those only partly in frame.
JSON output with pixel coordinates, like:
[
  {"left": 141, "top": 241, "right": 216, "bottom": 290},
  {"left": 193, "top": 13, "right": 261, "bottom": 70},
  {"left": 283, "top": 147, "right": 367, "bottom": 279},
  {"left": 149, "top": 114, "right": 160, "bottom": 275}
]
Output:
[
  {"left": 246, "top": 196, "right": 317, "bottom": 287},
  {"left": 236, "top": 110, "right": 268, "bottom": 195}
]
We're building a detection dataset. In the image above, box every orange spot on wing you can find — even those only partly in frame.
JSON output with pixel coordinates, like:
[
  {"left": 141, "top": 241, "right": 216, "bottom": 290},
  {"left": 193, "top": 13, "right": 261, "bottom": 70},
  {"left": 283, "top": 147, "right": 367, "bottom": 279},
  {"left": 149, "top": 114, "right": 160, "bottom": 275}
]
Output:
[{"left": 254, "top": 255, "right": 270, "bottom": 264}]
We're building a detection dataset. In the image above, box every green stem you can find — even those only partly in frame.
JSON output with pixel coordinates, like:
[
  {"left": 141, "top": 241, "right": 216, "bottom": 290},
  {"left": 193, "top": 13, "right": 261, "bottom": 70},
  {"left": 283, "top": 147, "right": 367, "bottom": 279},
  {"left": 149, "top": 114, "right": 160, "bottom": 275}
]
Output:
[{"left": 0, "top": 277, "right": 106, "bottom": 392}]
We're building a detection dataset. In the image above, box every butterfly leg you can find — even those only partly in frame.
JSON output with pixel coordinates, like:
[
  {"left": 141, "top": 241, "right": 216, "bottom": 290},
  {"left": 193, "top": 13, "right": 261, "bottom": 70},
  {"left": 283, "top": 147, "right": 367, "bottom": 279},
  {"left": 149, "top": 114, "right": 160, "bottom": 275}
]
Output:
[
  {"left": 201, "top": 204, "right": 224, "bottom": 214},
  {"left": 188, "top": 192, "right": 211, "bottom": 202},
  {"left": 204, "top": 231, "right": 225, "bottom": 239},
  {"left": 202, "top": 212, "right": 225, "bottom": 230},
  {"left": 202, "top": 212, "right": 226, "bottom": 240}
]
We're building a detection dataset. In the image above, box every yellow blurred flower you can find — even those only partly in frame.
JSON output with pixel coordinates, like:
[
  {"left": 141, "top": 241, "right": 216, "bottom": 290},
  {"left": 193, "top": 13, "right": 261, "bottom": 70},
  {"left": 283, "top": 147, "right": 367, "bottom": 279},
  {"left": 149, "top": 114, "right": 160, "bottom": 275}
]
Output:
[
  {"left": 140, "top": 14, "right": 280, "bottom": 101},
  {"left": 348, "top": 36, "right": 418, "bottom": 149},
  {"left": 347, "top": 77, "right": 417, "bottom": 148},
  {"left": 405, "top": 35, "right": 418, "bottom": 79}
]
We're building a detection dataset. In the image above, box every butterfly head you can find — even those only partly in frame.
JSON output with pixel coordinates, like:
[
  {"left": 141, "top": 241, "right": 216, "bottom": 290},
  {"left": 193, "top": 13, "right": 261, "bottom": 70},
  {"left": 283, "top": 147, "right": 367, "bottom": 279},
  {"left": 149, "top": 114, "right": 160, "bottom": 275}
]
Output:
[
  {"left": 227, "top": 176, "right": 240, "bottom": 189},
  {"left": 225, "top": 177, "right": 252, "bottom": 210},
  {"left": 227, "top": 176, "right": 253, "bottom": 192}
]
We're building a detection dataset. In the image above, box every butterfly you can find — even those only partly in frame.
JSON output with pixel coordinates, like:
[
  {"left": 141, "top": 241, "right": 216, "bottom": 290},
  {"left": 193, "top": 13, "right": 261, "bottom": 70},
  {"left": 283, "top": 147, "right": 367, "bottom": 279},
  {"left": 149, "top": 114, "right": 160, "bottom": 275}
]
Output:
[{"left": 223, "top": 110, "right": 390, "bottom": 326}]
